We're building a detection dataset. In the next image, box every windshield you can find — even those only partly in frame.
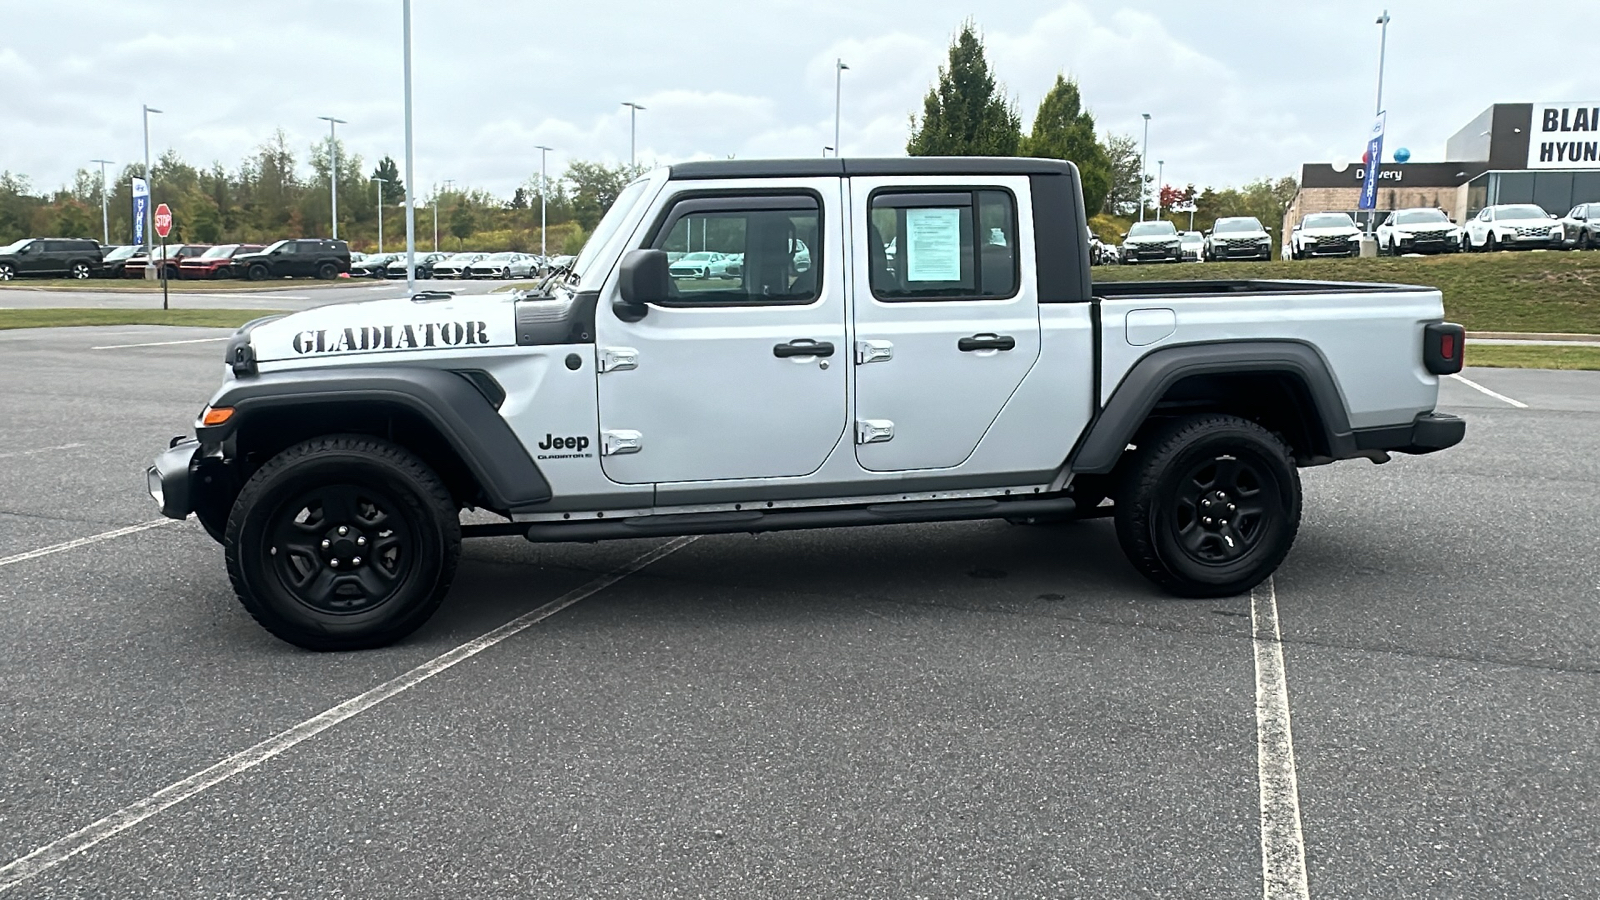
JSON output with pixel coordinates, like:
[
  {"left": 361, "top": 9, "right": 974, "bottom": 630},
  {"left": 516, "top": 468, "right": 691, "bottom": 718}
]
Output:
[
  {"left": 680, "top": 252, "right": 716, "bottom": 262},
  {"left": 445, "top": 253, "right": 481, "bottom": 263},
  {"left": 261, "top": 240, "right": 288, "bottom": 254},
  {"left": 573, "top": 178, "right": 651, "bottom": 282},
  {"left": 1495, "top": 205, "right": 1548, "bottom": 221},
  {"left": 1213, "top": 218, "right": 1263, "bottom": 234},
  {"left": 1128, "top": 222, "right": 1177, "bottom": 237},
  {"left": 0, "top": 239, "right": 30, "bottom": 254},
  {"left": 103, "top": 245, "right": 139, "bottom": 261},
  {"left": 480, "top": 252, "right": 515, "bottom": 262},
  {"left": 199, "top": 244, "right": 239, "bottom": 259},
  {"left": 1393, "top": 209, "right": 1448, "bottom": 226},
  {"left": 1303, "top": 213, "right": 1355, "bottom": 229},
  {"left": 155, "top": 245, "right": 188, "bottom": 260}
]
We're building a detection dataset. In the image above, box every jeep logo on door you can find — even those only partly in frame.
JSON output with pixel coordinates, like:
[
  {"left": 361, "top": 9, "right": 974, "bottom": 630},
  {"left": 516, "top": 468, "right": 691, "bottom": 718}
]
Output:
[
  {"left": 537, "top": 434, "right": 592, "bottom": 460},
  {"left": 291, "top": 320, "right": 491, "bottom": 355}
]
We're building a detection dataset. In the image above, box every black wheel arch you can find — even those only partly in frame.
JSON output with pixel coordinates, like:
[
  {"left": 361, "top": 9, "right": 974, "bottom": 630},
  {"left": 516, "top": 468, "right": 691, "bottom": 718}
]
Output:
[
  {"left": 1068, "top": 340, "right": 1356, "bottom": 475},
  {"left": 196, "top": 366, "right": 551, "bottom": 516}
]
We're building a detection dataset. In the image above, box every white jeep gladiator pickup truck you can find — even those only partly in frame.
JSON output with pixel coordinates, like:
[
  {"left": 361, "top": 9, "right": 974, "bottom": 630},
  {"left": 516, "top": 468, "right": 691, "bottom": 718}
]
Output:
[{"left": 148, "top": 158, "right": 1467, "bottom": 650}]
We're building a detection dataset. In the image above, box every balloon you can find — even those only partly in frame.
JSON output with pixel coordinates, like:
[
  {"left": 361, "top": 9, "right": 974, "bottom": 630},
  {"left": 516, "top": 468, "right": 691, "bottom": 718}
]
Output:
[
  {"left": 1361, "top": 149, "right": 1371, "bottom": 164},
  {"left": 1393, "top": 147, "right": 1411, "bottom": 163}
]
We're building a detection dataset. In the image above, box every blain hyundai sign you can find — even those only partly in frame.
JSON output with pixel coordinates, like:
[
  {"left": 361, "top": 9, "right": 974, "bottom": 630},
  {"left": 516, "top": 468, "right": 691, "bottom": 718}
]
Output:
[{"left": 1529, "top": 101, "right": 1600, "bottom": 169}]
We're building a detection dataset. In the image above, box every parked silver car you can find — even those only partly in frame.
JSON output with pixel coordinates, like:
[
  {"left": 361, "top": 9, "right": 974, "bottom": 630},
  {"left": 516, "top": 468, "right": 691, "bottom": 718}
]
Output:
[
  {"left": 466, "top": 252, "right": 538, "bottom": 279},
  {"left": 429, "top": 252, "right": 488, "bottom": 279}
]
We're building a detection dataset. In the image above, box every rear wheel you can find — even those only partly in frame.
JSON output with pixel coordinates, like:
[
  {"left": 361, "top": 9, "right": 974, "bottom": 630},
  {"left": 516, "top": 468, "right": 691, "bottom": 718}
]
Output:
[
  {"left": 247, "top": 264, "right": 268, "bottom": 281},
  {"left": 1113, "top": 415, "right": 1300, "bottom": 598},
  {"left": 70, "top": 262, "right": 91, "bottom": 279},
  {"left": 225, "top": 435, "right": 461, "bottom": 651},
  {"left": 316, "top": 262, "right": 339, "bottom": 280}
]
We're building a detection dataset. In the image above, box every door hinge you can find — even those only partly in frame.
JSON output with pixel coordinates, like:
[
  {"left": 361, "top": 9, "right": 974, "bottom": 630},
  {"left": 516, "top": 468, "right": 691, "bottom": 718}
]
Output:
[
  {"left": 855, "top": 339, "right": 894, "bottom": 365},
  {"left": 601, "top": 429, "right": 643, "bottom": 456},
  {"left": 856, "top": 419, "right": 895, "bottom": 444},
  {"left": 599, "top": 347, "right": 638, "bottom": 373}
]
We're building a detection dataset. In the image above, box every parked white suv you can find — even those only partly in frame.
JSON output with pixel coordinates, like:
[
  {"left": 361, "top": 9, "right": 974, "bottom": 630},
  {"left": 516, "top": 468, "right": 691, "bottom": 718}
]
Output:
[
  {"left": 1289, "top": 212, "right": 1362, "bottom": 260},
  {"left": 1463, "top": 204, "right": 1564, "bottom": 252},
  {"left": 1376, "top": 208, "right": 1463, "bottom": 255},
  {"left": 1204, "top": 217, "right": 1272, "bottom": 262}
]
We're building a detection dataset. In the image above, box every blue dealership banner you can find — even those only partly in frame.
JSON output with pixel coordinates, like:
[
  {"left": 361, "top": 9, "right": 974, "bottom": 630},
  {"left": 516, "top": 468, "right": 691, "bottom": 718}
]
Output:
[
  {"left": 131, "top": 177, "right": 149, "bottom": 245},
  {"left": 1358, "top": 112, "right": 1386, "bottom": 211}
]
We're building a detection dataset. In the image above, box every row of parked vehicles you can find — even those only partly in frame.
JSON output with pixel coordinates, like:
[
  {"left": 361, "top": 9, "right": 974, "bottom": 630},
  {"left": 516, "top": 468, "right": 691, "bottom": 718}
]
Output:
[
  {"left": 1088, "top": 200, "right": 1600, "bottom": 265},
  {"left": 0, "top": 238, "right": 575, "bottom": 282}
]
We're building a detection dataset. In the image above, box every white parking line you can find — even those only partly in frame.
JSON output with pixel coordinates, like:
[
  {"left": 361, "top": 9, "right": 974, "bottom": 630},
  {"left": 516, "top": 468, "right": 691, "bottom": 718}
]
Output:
[
  {"left": 1253, "top": 577, "right": 1311, "bottom": 900},
  {"left": 0, "top": 520, "right": 176, "bottom": 569},
  {"left": 90, "top": 337, "right": 230, "bottom": 350},
  {"left": 0, "top": 442, "right": 84, "bottom": 460},
  {"left": 0, "top": 535, "right": 696, "bottom": 894},
  {"left": 1448, "top": 373, "right": 1529, "bottom": 409}
]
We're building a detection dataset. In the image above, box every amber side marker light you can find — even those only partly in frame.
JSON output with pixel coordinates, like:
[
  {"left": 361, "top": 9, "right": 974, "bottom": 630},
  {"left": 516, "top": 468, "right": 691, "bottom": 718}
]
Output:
[{"left": 200, "top": 406, "right": 235, "bottom": 426}]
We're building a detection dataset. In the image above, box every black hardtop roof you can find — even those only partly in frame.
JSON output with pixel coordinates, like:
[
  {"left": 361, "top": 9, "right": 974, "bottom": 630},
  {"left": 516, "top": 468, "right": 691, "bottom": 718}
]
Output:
[{"left": 668, "top": 157, "right": 1077, "bottom": 181}]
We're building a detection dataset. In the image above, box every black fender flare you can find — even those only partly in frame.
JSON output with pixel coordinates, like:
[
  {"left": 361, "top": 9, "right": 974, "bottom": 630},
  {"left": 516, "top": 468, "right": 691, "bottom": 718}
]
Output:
[
  {"left": 197, "top": 366, "right": 551, "bottom": 511},
  {"left": 1068, "top": 341, "right": 1354, "bottom": 474}
]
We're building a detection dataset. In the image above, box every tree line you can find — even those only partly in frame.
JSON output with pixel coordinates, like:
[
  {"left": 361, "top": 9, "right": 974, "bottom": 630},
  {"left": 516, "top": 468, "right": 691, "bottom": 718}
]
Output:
[
  {"left": 0, "top": 132, "right": 645, "bottom": 255},
  {"left": 908, "top": 21, "right": 1299, "bottom": 245}
]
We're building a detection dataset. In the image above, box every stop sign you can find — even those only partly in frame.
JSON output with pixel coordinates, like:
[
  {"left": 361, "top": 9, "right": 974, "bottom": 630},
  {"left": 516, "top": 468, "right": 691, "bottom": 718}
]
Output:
[{"left": 153, "top": 203, "right": 173, "bottom": 239}]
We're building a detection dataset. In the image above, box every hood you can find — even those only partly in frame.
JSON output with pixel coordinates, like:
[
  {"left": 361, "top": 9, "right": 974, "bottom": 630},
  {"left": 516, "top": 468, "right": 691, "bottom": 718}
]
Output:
[
  {"left": 1390, "top": 221, "right": 1459, "bottom": 233},
  {"left": 1211, "top": 229, "right": 1269, "bottom": 240},
  {"left": 249, "top": 294, "right": 519, "bottom": 365},
  {"left": 1124, "top": 234, "right": 1179, "bottom": 245},
  {"left": 1301, "top": 225, "right": 1360, "bottom": 237}
]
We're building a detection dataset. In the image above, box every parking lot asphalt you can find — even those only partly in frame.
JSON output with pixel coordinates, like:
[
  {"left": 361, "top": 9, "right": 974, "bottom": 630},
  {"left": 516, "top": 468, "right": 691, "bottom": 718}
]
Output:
[
  {"left": 0, "top": 278, "right": 508, "bottom": 312},
  {"left": 0, "top": 328, "right": 1596, "bottom": 898}
]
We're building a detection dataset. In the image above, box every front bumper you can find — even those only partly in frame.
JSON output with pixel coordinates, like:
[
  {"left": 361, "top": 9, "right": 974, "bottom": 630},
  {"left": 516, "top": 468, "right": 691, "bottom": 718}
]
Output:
[
  {"left": 148, "top": 439, "right": 200, "bottom": 519},
  {"left": 1303, "top": 241, "right": 1361, "bottom": 257}
]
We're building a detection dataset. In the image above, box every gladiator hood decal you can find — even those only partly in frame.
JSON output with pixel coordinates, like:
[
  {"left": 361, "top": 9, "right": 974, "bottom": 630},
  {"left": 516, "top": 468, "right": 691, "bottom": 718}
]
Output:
[{"left": 249, "top": 295, "right": 518, "bottom": 363}]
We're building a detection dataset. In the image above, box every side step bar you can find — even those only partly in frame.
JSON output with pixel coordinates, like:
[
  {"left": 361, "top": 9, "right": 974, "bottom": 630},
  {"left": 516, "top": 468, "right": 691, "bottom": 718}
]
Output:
[{"left": 466, "top": 495, "right": 1078, "bottom": 543}]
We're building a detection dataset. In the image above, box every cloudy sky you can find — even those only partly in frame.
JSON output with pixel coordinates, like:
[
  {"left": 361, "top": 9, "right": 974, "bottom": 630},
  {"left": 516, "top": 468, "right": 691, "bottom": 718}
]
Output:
[{"left": 0, "top": 1, "right": 1593, "bottom": 198}]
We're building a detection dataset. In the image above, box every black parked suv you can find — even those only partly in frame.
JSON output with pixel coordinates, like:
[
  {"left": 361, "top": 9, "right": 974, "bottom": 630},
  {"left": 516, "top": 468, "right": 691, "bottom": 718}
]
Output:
[
  {"left": 233, "top": 239, "right": 351, "bottom": 281},
  {"left": 0, "top": 238, "right": 104, "bottom": 280}
]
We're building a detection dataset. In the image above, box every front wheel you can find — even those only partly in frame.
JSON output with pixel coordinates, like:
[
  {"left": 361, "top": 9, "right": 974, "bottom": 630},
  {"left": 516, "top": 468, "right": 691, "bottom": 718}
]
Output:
[
  {"left": 1485, "top": 234, "right": 1498, "bottom": 252},
  {"left": 1113, "top": 415, "right": 1301, "bottom": 598},
  {"left": 225, "top": 435, "right": 461, "bottom": 651}
]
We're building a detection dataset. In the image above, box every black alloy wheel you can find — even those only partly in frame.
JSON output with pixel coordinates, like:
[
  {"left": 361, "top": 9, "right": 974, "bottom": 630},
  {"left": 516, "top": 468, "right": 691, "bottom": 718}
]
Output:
[
  {"left": 1114, "top": 414, "right": 1300, "bottom": 597},
  {"left": 247, "top": 264, "right": 268, "bottom": 281},
  {"left": 226, "top": 435, "right": 460, "bottom": 651}
]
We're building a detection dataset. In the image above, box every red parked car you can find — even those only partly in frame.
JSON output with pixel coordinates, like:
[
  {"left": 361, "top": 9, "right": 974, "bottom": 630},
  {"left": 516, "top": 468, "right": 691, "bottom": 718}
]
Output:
[
  {"left": 122, "top": 244, "right": 213, "bottom": 279},
  {"left": 177, "top": 243, "right": 266, "bottom": 279}
]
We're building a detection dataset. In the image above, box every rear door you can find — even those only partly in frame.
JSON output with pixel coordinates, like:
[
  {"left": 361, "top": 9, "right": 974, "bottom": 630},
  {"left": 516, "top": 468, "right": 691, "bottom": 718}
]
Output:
[
  {"left": 594, "top": 178, "right": 849, "bottom": 484},
  {"left": 847, "top": 176, "right": 1041, "bottom": 471}
]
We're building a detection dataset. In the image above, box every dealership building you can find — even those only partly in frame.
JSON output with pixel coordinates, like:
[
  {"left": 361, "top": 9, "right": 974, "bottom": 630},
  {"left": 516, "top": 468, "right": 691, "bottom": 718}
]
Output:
[{"left": 1283, "top": 101, "right": 1600, "bottom": 236}]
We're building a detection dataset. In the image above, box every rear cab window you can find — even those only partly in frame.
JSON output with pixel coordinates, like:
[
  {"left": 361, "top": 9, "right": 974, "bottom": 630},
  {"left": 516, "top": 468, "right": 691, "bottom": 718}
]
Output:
[{"left": 867, "top": 189, "right": 1017, "bottom": 301}]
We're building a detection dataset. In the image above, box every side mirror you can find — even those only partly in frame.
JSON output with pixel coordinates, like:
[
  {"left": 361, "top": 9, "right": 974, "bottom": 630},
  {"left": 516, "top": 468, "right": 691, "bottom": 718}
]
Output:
[
  {"left": 1119, "top": 232, "right": 1129, "bottom": 240},
  {"left": 1202, "top": 230, "right": 1211, "bottom": 237},
  {"left": 616, "top": 249, "right": 669, "bottom": 321}
]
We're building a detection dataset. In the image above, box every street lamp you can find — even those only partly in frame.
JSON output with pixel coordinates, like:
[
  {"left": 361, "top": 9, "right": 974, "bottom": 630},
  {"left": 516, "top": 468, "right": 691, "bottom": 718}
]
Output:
[
  {"left": 1374, "top": 10, "right": 1391, "bottom": 117},
  {"left": 90, "top": 158, "right": 113, "bottom": 245},
  {"left": 1156, "top": 160, "right": 1165, "bottom": 221},
  {"left": 142, "top": 104, "right": 162, "bottom": 274},
  {"left": 534, "top": 144, "right": 552, "bottom": 259},
  {"left": 371, "top": 177, "right": 388, "bottom": 253},
  {"left": 621, "top": 101, "right": 646, "bottom": 167},
  {"left": 823, "top": 146, "right": 834, "bottom": 157},
  {"left": 318, "top": 115, "right": 347, "bottom": 239},
  {"left": 1139, "top": 112, "right": 1151, "bottom": 222},
  {"left": 834, "top": 59, "right": 849, "bottom": 158},
  {"left": 402, "top": 0, "right": 417, "bottom": 291}
]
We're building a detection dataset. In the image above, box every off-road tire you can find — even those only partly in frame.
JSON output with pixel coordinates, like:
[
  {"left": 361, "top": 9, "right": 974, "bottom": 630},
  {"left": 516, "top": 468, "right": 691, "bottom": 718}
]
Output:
[
  {"left": 316, "top": 262, "right": 339, "bottom": 280},
  {"left": 1114, "top": 414, "right": 1300, "bottom": 598},
  {"left": 225, "top": 435, "right": 461, "bottom": 651}
]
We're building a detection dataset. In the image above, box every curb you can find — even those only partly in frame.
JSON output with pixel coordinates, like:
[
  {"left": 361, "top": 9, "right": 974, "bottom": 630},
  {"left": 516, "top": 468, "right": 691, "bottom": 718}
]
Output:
[{"left": 1468, "top": 331, "right": 1600, "bottom": 342}]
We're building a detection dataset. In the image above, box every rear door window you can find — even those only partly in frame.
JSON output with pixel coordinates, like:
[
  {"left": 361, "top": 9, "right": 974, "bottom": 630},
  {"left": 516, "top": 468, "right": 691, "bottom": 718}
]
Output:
[{"left": 867, "top": 189, "right": 1017, "bottom": 301}]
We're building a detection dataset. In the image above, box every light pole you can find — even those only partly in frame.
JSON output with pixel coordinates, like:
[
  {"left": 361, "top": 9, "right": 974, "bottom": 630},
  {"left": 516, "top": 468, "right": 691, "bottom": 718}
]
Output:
[
  {"left": 142, "top": 104, "right": 162, "bottom": 274},
  {"left": 621, "top": 102, "right": 645, "bottom": 167},
  {"left": 1139, "top": 112, "right": 1151, "bottom": 222},
  {"left": 834, "top": 59, "right": 849, "bottom": 157},
  {"left": 1156, "top": 160, "right": 1165, "bottom": 220},
  {"left": 403, "top": 0, "right": 416, "bottom": 291},
  {"left": 90, "top": 158, "right": 113, "bottom": 245},
  {"left": 823, "top": 146, "right": 833, "bottom": 157},
  {"left": 432, "top": 185, "right": 439, "bottom": 252},
  {"left": 371, "top": 177, "right": 388, "bottom": 253},
  {"left": 319, "top": 115, "right": 347, "bottom": 239},
  {"left": 534, "top": 145, "right": 552, "bottom": 259}
]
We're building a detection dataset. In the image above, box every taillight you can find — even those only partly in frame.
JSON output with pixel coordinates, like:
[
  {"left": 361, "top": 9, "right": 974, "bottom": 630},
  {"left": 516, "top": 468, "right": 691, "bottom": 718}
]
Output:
[{"left": 1423, "top": 323, "right": 1465, "bottom": 375}]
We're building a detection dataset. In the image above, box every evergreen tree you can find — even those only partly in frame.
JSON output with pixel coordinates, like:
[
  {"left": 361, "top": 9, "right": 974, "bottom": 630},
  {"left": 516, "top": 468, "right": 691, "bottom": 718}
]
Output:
[
  {"left": 371, "top": 156, "right": 405, "bottom": 204},
  {"left": 907, "top": 22, "right": 1021, "bottom": 157},
  {"left": 1023, "top": 75, "right": 1111, "bottom": 216}
]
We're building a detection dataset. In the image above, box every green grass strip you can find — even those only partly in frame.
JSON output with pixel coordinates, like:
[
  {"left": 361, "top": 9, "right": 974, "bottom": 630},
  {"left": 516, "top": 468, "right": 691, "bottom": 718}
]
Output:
[{"left": 0, "top": 309, "right": 285, "bottom": 331}]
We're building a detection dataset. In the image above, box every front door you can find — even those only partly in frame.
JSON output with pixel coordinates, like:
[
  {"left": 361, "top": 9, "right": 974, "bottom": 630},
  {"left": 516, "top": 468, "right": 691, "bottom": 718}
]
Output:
[
  {"left": 848, "top": 176, "right": 1041, "bottom": 471},
  {"left": 595, "top": 180, "right": 849, "bottom": 484}
]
